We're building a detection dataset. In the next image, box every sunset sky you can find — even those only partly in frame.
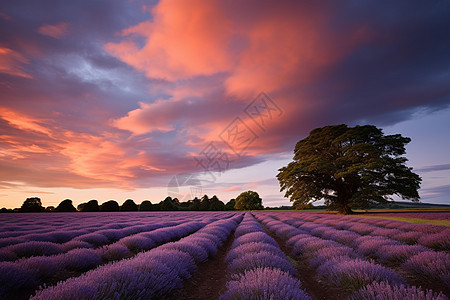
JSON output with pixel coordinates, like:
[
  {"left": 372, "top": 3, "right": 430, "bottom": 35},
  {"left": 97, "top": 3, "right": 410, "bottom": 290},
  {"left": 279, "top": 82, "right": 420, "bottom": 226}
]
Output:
[{"left": 1, "top": 0, "right": 449, "bottom": 209}]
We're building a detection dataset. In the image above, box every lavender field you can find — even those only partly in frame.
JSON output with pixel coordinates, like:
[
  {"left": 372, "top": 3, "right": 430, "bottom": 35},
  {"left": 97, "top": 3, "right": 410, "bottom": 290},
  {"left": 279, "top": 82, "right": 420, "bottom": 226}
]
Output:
[{"left": 0, "top": 211, "right": 449, "bottom": 300}]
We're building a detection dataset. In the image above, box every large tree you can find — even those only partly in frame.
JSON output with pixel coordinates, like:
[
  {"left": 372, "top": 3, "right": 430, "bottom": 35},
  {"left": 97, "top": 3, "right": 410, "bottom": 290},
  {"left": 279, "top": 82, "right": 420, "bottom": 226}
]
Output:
[
  {"left": 277, "top": 124, "right": 421, "bottom": 214},
  {"left": 234, "top": 191, "right": 263, "bottom": 210}
]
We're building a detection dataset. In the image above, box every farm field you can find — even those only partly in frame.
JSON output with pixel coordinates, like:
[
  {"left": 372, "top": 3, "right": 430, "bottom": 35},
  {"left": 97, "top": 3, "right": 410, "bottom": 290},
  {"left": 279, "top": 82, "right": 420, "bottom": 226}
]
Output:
[{"left": 0, "top": 211, "right": 449, "bottom": 299}]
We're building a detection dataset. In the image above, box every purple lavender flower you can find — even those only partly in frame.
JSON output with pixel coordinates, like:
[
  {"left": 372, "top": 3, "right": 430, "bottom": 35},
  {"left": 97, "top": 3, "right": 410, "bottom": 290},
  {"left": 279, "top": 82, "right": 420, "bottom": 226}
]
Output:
[
  {"left": 235, "top": 224, "right": 265, "bottom": 237},
  {"left": 0, "top": 261, "right": 37, "bottom": 298},
  {"left": 159, "top": 241, "right": 209, "bottom": 263},
  {"left": 392, "top": 231, "right": 423, "bottom": 245},
  {"left": 309, "top": 246, "right": 358, "bottom": 269},
  {"left": 16, "top": 255, "right": 58, "bottom": 279},
  {"left": 5, "top": 241, "right": 63, "bottom": 259},
  {"left": 99, "top": 243, "right": 132, "bottom": 262},
  {"left": 232, "top": 232, "right": 279, "bottom": 248},
  {"left": 317, "top": 258, "right": 405, "bottom": 290},
  {"left": 74, "top": 233, "right": 109, "bottom": 246},
  {"left": 348, "top": 223, "right": 377, "bottom": 235},
  {"left": 375, "top": 244, "right": 429, "bottom": 265},
  {"left": 228, "top": 251, "right": 296, "bottom": 275},
  {"left": 58, "top": 248, "right": 103, "bottom": 271},
  {"left": 220, "top": 267, "right": 311, "bottom": 300},
  {"left": 119, "top": 234, "right": 156, "bottom": 252},
  {"left": 418, "top": 233, "right": 450, "bottom": 251},
  {"left": 402, "top": 251, "right": 450, "bottom": 287},
  {"left": 143, "top": 248, "right": 197, "bottom": 280},
  {"left": 350, "top": 281, "right": 448, "bottom": 300},
  {"left": 329, "top": 230, "right": 361, "bottom": 246},
  {"left": 353, "top": 236, "right": 401, "bottom": 257},
  {"left": 226, "top": 242, "right": 285, "bottom": 264}
]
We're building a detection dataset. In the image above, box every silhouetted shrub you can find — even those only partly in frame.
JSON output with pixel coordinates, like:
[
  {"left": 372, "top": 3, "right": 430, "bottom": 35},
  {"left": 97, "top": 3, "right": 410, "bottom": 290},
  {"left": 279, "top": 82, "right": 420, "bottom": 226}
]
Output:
[
  {"left": 55, "top": 199, "right": 76, "bottom": 212},
  {"left": 99, "top": 200, "right": 120, "bottom": 212}
]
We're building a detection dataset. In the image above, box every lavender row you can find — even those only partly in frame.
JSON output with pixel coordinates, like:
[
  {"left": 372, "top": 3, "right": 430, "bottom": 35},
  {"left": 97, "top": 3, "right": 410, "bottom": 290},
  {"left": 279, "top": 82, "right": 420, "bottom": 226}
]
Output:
[
  {"left": 277, "top": 212, "right": 450, "bottom": 251},
  {"left": 0, "top": 221, "right": 187, "bottom": 261},
  {"left": 0, "top": 212, "right": 231, "bottom": 260},
  {"left": 269, "top": 213, "right": 450, "bottom": 295},
  {"left": 0, "top": 220, "right": 210, "bottom": 299},
  {"left": 220, "top": 213, "right": 311, "bottom": 300},
  {"left": 0, "top": 211, "right": 228, "bottom": 241},
  {"left": 253, "top": 213, "right": 447, "bottom": 299},
  {"left": 30, "top": 215, "right": 243, "bottom": 300},
  {"left": 0, "top": 212, "right": 164, "bottom": 239},
  {"left": 0, "top": 212, "right": 182, "bottom": 247}
]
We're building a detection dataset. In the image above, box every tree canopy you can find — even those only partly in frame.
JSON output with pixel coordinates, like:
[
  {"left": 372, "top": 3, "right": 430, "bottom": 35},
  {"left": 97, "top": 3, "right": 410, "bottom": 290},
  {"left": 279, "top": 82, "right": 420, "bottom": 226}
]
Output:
[
  {"left": 139, "top": 200, "right": 153, "bottom": 211},
  {"left": 121, "top": 199, "right": 138, "bottom": 211},
  {"left": 225, "top": 199, "right": 236, "bottom": 210},
  {"left": 19, "top": 197, "right": 45, "bottom": 212},
  {"left": 55, "top": 199, "right": 76, "bottom": 212},
  {"left": 234, "top": 191, "right": 263, "bottom": 210},
  {"left": 78, "top": 200, "right": 100, "bottom": 212},
  {"left": 277, "top": 124, "right": 422, "bottom": 214},
  {"left": 100, "top": 200, "right": 120, "bottom": 212}
]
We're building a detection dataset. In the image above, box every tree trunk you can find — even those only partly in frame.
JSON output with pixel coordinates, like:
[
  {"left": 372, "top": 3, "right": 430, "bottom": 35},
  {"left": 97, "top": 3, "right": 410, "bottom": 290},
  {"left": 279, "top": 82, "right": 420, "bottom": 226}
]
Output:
[
  {"left": 336, "top": 183, "right": 354, "bottom": 214},
  {"left": 339, "top": 205, "right": 353, "bottom": 215}
]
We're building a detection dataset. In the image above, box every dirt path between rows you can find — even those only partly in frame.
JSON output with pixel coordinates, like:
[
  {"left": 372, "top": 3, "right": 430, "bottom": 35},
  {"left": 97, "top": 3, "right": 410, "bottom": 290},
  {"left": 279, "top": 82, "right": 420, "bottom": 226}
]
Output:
[
  {"left": 170, "top": 231, "right": 235, "bottom": 300},
  {"left": 259, "top": 221, "right": 351, "bottom": 300}
]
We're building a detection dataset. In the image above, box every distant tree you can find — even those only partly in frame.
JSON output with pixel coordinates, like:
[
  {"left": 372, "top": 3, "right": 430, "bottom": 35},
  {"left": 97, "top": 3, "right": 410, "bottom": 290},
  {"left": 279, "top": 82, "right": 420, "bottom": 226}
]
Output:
[
  {"left": 77, "top": 203, "right": 86, "bottom": 211},
  {"left": 160, "top": 196, "right": 178, "bottom": 211},
  {"left": 45, "top": 206, "right": 55, "bottom": 212},
  {"left": 277, "top": 124, "right": 422, "bottom": 214},
  {"left": 121, "top": 199, "right": 138, "bottom": 211},
  {"left": 55, "top": 199, "right": 77, "bottom": 212},
  {"left": 100, "top": 200, "right": 120, "bottom": 212},
  {"left": 178, "top": 201, "right": 190, "bottom": 210},
  {"left": 19, "top": 197, "right": 45, "bottom": 212},
  {"left": 78, "top": 200, "right": 99, "bottom": 212},
  {"left": 225, "top": 199, "right": 236, "bottom": 211},
  {"left": 199, "top": 195, "right": 211, "bottom": 210},
  {"left": 0, "top": 207, "right": 9, "bottom": 213},
  {"left": 209, "top": 195, "right": 225, "bottom": 211},
  {"left": 139, "top": 200, "right": 153, "bottom": 211},
  {"left": 187, "top": 197, "right": 201, "bottom": 211},
  {"left": 234, "top": 191, "right": 263, "bottom": 210}
]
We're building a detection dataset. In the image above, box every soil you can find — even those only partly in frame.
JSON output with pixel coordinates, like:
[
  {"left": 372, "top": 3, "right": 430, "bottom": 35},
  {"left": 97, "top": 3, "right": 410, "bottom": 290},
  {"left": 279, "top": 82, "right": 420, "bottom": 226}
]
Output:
[
  {"left": 259, "top": 222, "right": 352, "bottom": 300},
  {"left": 170, "top": 231, "right": 235, "bottom": 300}
]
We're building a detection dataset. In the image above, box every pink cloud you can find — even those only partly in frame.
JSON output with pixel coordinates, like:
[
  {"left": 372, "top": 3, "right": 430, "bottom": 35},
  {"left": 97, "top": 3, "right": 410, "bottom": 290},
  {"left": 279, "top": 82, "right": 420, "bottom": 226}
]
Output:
[
  {"left": 105, "top": 0, "right": 234, "bottom": 81},
  {"left": 105, "top": 1, "right": 370, "bottom": 97},
  {"left": 0, "top": 107, "right": 169, "bottom": 189},
  {"left": 224, "top": 185, "right": 241, "bottom": 192},
  {"left": 104, "top": 0, "right": 378, "bottom": 161},
  {"left": 0, "top": 47, "right": 33, "bottom": 79},
  {"left": 37, "top": 22, "right": 69, "bottom": 39},
  {"left": 0, "top": 107, "right": 49, "bottom": 134},
  {"left": 112, "top": 101, "right": 175, "bottom": 135}
]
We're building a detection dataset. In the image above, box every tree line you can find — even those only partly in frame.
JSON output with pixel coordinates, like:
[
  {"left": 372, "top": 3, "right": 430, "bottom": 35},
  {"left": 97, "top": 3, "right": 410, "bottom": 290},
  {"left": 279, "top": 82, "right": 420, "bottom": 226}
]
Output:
[
  {"left": 2, "top": 124, "right": 421, "bottom": 215},
  {"left": 0, "top": 190, "right": 265, "bottom": 213}
]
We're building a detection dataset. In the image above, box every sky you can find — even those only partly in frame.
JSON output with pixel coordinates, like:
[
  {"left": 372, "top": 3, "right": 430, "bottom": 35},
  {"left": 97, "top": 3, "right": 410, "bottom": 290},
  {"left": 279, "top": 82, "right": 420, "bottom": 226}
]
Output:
[{"left": 0, "top": 0, "right": 449, "bottom": 209}]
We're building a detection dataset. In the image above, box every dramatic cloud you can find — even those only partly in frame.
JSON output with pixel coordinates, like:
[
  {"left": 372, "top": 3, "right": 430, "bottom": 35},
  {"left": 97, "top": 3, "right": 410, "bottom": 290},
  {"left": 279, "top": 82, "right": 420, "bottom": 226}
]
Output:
[{"left": 108, "top": 0, "right": 450, "bottom": 158}]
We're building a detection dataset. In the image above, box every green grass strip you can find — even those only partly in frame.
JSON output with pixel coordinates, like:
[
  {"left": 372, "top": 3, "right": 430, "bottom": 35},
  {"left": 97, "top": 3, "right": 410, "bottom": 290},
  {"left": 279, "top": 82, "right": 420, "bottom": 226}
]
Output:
[{"left": 347, "top": 215, "right": 450, "bottom": 227}]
